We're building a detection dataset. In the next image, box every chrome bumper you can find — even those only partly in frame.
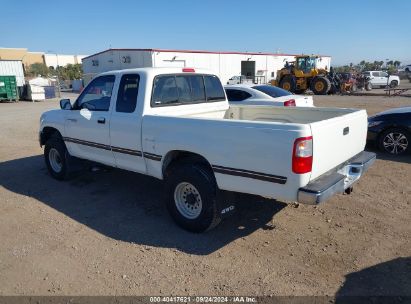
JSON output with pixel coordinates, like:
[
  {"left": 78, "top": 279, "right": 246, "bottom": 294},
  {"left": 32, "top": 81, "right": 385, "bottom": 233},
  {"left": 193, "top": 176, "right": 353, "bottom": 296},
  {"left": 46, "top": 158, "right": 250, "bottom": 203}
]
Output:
[{"left": 298, "top": 151, "right": 376, "bottom": 205}]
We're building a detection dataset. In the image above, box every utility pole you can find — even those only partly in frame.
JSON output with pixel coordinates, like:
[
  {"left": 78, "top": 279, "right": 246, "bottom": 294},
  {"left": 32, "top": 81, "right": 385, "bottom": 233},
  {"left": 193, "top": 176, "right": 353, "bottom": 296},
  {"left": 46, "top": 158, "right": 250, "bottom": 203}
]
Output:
[{"left": 48, "top": 50, "right": 61, "bottom": 98}]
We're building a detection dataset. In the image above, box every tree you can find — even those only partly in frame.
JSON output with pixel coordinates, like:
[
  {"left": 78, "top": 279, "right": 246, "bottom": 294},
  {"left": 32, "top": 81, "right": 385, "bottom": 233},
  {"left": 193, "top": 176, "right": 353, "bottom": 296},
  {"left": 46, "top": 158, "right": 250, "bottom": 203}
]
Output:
[
  {"left": 26, "top": 63, "right": 50, "bottom": 77},
  {"left": 48, "top": 63, "right": 83, "bottom": 80},
  {"left": 394, "top": 61, "right": 401, "bottom": 67}
]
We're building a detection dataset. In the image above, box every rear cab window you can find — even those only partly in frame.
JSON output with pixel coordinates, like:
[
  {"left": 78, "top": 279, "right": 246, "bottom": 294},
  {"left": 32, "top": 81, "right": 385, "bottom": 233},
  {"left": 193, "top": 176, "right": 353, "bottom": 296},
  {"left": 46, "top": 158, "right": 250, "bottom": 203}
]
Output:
[
  {"left": 116, "top": 74, "right": 140, "bottom": 113},
  {"left": 151, "top": 74, "right": 225, "bottom": 107}
]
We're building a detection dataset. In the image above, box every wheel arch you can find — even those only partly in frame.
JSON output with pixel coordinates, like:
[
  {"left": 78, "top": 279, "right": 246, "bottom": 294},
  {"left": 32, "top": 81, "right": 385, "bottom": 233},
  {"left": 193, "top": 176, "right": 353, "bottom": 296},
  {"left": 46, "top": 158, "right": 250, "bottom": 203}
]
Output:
[
  {"left": 40, "top": 127, "right": 63, "bottom": 147},
  {"left": 162, "top": 150, "right": 215, "bottom": 181}
]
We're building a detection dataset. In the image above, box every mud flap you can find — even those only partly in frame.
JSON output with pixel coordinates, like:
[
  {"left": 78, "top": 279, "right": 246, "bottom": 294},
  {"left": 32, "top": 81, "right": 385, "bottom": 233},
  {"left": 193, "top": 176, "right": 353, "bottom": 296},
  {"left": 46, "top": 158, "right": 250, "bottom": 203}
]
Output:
[{"left": 217, "top": 190, "right": 237, "bottom": 219}]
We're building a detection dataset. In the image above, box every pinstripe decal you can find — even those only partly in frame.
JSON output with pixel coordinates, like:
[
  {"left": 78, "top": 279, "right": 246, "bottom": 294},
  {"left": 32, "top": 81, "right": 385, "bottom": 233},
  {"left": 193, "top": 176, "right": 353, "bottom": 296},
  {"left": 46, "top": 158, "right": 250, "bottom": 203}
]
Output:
[
  {"left": 212, "top": 165, "right": 287, "bottom": 184},
  {"left": 143, "top": 152, "right": 162, "bottom": 161},
  {"left": 63, "top": 137, "right": 146, "bottom": 158},
  {"left": 62, "top": 138, "right": 285, "bottom": 181}
]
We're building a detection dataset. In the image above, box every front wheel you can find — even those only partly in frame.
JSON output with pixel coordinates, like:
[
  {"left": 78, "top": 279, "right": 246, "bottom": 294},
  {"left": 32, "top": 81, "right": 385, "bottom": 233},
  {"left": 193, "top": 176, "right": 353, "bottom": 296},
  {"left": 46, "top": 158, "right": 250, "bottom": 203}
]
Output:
[
  {"left": 378, "top": 128, "right": 410, "bottom": 155},
  {"left": 310, "top": 77, "right": 331, "bottom": 95},
  {"left": 165, "top": 163, "right": 221, "bottom": 232},
  {"left": 44, "top": 136, "right": 71, "bottom": 180}
]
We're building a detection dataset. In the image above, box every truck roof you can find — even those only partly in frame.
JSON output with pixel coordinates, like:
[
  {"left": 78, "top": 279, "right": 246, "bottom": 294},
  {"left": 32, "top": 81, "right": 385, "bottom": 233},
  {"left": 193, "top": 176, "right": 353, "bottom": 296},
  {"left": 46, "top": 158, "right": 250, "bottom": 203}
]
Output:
[{"left": 98, "top": 67, "right": 216, "bottom": 77}]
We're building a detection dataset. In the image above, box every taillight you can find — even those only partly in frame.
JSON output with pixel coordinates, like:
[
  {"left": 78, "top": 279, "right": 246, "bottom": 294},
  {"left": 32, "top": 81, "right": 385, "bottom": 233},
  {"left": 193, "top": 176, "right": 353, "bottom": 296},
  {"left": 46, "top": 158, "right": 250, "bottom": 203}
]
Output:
[
  {"left": 182, "top": 68, "right": 195, "bottom": 72},
  {"left": 292, "top": 136, "right": 313, "bottom": 174},
  {"left": 284, "top": 99, "right": 296, "bottom": 107}
]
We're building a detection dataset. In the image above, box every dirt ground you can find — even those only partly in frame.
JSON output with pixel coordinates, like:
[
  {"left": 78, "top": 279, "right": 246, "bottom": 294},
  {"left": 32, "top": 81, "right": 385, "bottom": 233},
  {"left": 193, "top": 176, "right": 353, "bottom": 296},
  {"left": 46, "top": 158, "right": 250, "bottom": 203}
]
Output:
[{"left": 0, "top": 93, "right": 410, "bottom": 296}]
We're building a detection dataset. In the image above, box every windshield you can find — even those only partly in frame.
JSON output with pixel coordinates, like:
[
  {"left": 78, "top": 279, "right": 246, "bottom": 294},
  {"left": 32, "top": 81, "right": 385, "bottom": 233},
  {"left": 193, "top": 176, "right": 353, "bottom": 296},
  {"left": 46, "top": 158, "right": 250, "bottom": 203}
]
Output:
[{"left": 252, "top": 85, "right": 292, "bottom": 98}]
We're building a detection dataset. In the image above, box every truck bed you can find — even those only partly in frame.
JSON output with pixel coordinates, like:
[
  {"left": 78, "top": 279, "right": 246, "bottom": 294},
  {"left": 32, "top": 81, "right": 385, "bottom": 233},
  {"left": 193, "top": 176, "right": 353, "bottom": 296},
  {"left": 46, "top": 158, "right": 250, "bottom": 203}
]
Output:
[{"left": 144, "top": 103, "right": 368, "bottom": 201}]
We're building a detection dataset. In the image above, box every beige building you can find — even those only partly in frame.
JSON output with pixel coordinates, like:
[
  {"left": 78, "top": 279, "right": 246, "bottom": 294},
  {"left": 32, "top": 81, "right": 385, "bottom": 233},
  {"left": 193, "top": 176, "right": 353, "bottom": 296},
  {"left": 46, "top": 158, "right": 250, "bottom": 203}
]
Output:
[
  {"left": 0, "top": 48, "right": 45, "bottom": 69},
  {"left": 44, "top": 54, "right": 87, "bottom": 68},
  {"left": 0, "top": 48, "right": 88, "bottom": 70}
]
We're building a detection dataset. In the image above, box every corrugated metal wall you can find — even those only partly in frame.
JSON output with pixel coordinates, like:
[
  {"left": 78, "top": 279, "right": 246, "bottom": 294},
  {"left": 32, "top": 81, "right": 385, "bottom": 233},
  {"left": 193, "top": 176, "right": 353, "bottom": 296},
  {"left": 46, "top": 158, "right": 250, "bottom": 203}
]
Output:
[{"left": 0, "top": 60, "right": 25, "bottom": 86}]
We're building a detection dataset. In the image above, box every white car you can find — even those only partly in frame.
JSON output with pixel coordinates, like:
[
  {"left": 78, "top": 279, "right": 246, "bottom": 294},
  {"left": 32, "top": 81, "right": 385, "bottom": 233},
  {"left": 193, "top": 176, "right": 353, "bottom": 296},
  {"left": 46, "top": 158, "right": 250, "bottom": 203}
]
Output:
[
  {"left": 362, "top": 71, "right": 400, "bottom": 88},
  {"left": 39, "top": 67, "right": 374, "bottom": 232},
  {"left": 225, "top": 84, "right": 314, "bottom": 107},
  {"left": 226, "top": 75, "right": 253, "bottom": 85}
]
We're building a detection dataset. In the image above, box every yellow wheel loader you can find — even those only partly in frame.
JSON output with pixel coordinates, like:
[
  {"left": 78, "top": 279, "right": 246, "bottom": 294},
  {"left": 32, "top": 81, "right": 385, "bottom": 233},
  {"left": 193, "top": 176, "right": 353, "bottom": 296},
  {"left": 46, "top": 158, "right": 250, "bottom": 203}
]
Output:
[{"left": 271, "top": 55, "right": 334, "bottom": 95}]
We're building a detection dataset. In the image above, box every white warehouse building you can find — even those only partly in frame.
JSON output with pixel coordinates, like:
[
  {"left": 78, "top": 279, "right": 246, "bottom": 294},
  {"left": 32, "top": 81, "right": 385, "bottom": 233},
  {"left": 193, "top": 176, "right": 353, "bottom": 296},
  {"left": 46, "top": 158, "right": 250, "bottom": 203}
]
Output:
[{"left": 82, "top": 48, "right": 331, "bottom": 85}]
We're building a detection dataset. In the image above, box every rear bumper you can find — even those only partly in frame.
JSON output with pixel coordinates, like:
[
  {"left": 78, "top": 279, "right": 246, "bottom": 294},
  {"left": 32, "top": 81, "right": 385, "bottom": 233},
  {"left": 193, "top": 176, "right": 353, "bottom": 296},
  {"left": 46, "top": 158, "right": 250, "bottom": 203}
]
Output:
[{"left": 297, "top": 151, "right": 376, "bottom": 205}]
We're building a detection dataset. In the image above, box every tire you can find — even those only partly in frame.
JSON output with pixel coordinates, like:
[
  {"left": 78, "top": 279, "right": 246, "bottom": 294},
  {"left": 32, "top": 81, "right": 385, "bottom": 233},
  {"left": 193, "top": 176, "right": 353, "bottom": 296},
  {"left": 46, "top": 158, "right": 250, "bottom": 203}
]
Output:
[
  {"left": 365, "top": 83, "right": 372, "bottom": 91},
  {"left": 165, "top": 163, "right": 221, "bottom": 232},
  {"left": 310, "top": 77, "right": 331, "bottom": 95},
  {"left": 390, "top": 80, "right": 398, "bottom": 88},
  {"left": 44, "top": 135, "right": 72, "bottom": 180},
  {"left": 378, "top": 128, "right": 410, "bottom": 155},
  {"left": 279, "top": 75, "right": 296, "bottom": 92}
]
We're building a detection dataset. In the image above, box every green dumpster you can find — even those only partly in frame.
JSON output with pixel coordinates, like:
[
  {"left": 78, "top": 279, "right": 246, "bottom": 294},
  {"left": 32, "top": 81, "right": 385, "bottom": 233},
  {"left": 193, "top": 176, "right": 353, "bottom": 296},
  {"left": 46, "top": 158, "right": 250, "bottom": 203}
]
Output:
[{"left": 0, "top": 75, "right": 18, "bottom": 101}]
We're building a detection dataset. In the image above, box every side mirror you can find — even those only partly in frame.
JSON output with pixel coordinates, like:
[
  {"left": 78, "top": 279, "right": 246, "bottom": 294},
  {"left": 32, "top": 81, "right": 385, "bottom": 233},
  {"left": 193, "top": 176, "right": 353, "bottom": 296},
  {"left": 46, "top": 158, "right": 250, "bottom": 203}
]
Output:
[{"left": 60, "top": 99, "right": 72, "bottom": 110}]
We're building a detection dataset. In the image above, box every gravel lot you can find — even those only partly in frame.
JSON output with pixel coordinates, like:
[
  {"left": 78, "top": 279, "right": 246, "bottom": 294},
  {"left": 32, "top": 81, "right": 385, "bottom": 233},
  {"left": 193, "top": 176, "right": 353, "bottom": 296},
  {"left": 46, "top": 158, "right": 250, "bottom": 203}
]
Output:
[{"left": 0, "top": 94, "right": 410, "bottom": 296}]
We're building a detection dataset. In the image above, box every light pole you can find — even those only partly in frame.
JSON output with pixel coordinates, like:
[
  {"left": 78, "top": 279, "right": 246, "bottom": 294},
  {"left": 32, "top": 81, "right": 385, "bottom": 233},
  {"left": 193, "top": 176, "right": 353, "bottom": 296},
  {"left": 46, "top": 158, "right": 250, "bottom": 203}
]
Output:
[{"left": 48, "top": 50, "right": 61, "bottom": 98}]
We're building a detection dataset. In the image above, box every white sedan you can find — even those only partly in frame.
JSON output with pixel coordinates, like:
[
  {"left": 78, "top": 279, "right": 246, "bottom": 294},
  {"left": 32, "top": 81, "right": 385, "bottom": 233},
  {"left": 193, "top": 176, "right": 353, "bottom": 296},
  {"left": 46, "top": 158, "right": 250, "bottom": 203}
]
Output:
[{"left": 225, "top": 84, "right": 314, "bottom": 107}]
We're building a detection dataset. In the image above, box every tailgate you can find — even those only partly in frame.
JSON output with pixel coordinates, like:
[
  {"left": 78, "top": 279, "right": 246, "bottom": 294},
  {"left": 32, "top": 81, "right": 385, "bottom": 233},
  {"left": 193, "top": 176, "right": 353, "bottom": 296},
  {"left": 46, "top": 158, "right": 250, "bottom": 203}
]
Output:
[{"left": 309, "top": 109, "right": 368, "bottom": 180}]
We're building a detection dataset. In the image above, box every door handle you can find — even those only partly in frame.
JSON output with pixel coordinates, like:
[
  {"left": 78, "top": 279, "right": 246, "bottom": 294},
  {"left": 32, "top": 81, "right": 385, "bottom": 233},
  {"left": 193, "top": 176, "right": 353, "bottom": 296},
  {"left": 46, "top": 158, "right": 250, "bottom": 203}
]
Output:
[
  {"left": 97, "top": 117, "right": 106, "bottom": 124},
  {"left": 66, "top": 118, "right": 77, "bottom": 123}
]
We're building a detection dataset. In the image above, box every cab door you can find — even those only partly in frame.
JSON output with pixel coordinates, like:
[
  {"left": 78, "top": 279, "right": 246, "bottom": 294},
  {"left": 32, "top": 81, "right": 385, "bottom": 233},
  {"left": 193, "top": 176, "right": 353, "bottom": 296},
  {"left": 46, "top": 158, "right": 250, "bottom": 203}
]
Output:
[
  {"left": 64, "top": 75, "right": 116, "bottom": 166},
  {"left": 109, "top": 74, "right": 146, "bottom": 173}
]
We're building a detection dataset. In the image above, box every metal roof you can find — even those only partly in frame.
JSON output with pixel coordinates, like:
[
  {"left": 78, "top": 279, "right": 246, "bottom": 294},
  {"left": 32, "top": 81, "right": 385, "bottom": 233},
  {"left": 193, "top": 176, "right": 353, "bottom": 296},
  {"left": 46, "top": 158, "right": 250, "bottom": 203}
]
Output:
[{"left": 83, "top": 48, "right": 330, "bottom": 60}]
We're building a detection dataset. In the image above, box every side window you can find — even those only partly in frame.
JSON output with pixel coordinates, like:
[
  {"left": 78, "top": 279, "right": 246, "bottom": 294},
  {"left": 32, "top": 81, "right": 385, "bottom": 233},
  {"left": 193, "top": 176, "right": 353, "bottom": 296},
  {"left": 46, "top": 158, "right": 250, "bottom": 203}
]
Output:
[
  {"left": 76, "top": 75, "right": 115, "bottom": 111},
  {"left": 152, "top": 76, "right": 179, "bottom": 106},
  {"left": 116, "top": 74, "right": 139, "bottom": 113},
  {"left": 380, "top": 72, "right": 388, "bottom": 77},
  {"left": 204, "top": 75, "right": 226, "bottom": 101},
  {"left": 372, "top": 72, "right": 380, "bottom": 77},
  {"left": 225, "top": 89, "right": 251, "bottom": 101}
]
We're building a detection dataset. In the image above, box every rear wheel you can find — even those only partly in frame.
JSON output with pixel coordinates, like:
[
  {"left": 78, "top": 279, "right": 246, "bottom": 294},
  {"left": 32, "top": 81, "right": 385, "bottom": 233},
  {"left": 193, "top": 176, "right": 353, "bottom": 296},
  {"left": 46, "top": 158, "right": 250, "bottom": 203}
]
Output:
[
  {"left": 165, "top": 163, "right": 221, "bottom": 232},
  {"left": 310, "top": 77, "right": 331, "bottom": 95},
  {"left": 279, "top": 75, "right": 296, "bottom": 92},
  {"left": 390, "top": 80, "right": 398, "bottom": 88},
  {"left": 378, "top": 128, "right": 410, "bottom": 155}
]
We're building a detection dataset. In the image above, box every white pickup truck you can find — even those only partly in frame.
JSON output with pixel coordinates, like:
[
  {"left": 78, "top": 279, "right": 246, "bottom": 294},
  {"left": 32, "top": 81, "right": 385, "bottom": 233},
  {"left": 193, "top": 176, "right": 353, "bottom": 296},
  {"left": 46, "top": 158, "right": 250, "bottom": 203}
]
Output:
[{"left": 39, "top": 67, "right": 375, "bottom": 232}]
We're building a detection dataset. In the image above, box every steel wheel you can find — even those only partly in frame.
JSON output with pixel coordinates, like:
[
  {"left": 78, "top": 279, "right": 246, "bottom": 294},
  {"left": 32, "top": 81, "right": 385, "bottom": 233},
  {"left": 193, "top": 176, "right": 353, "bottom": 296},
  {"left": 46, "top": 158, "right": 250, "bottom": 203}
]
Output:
[
  {"left": 282, "top": 82, "right": 291, "bottom": 91},
  {"left": 382, "top": 132, "right": 409, "bottom": 154},
  {"left": 48, "top": 148, "right": 63, "bottom": 173},
  {"left": 174, "top": 182, "right": 203, "bottom": 219},
  {"left": 315, "top": 81, "right": 325, "bottom": 92}
]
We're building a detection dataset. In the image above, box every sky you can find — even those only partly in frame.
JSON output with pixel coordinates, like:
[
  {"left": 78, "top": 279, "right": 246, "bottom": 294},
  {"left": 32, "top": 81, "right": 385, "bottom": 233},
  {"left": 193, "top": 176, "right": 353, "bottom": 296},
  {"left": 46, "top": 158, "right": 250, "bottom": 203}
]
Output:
[{"left": 1, "top": 0, "right": 410, "bottom": 66}]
